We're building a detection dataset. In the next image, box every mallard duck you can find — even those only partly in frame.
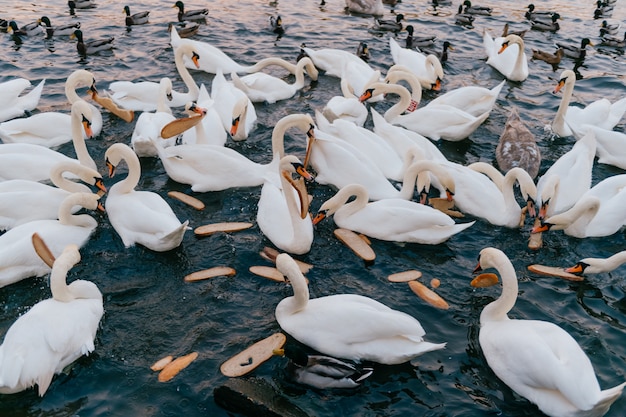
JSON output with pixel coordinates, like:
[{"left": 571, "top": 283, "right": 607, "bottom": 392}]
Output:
[
  {"left": 600, "top": 19, "right": 620, "bottom": 36},
  {"left": 594, "top": 1, "right": 613, "bottom": 19},
  {"left": 274, "top": 344, "right": 374, "bottom": 389},
  {"left": 455, "top": 4, "right": 475, "bottom": 25},
  {"left": 67, "top": 0, "right": 95, "bottom": 10},
  {"left": 38, "top": 16, "right": 80, "bottom": 38},
  {"left": 600, "top": 31, "right": 626, "bottom": 47},
  {"left": 462, "top": 0, "right": 492, "bottom": 15},
  {"left": 270, "top": 15, "right": 284, "bottom": 35},
  {"left": 0, "top": 18, "right": 8, "bottom": 32},
  {"left": 530, "top": 12, "right": 560, "bottom": 32},
  {"left": 421, "top": 41, "right": 453, "bottom": 63},
  {"left": 7, "top": 20, "right": 43, "bottom": 37},
  {"left": 531, "top": 47, "right": 564, "bottom": 70},
  {"left": 405, "top": 25, "right": 436, "bottom": 49},
  {"left": 356, "top": 41, "right": 370, "bottom": 61},
  {"left": 555, "top": 37, "right": 593, "bottom": 60},
  {"left": 524, "top": 3, "right": 554, "bottom": 21},
  {"left": 373, "top": 13, "right": 404, "bottom": 32},
  {"left": 70, "top": 29, "right": 114, "bottom": 55},
  {"left": 167, "top": 21, "right": 199, "bottom": 38},
  {"left": 173, "top": 1, "right": 208, "bottom": 22},
  {"left": 123, "top": 5, "right": 149, "bottom": 26}
]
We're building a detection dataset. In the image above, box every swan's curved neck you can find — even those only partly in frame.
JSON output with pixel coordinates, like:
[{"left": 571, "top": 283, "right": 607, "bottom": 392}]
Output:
[
  {"left": 65, "top": 70, "right": 93, "bottom": 104},
  {"left": 71, "top": 108, "right": 97, "bottom": 170},
  {"left": 598, "top": 251, "right": 626, "bottom": 271},
  {"left": 386, "top": 69, "right": 423, "bottom": 104},
  {"left": 271, "top": 115, "right": 311, "bottom": 160},
  {"left": 113, "top": 148, "right": 142, "bottom": 194},
  {"left": 481, "top": 256, "right": 518, "bottom": 323},
  {"left": 58, "top": 195, "right": 97, "bottom": 228},
  {"left": 370, "top": 82, "right": 413, "bottom": 121},
  {"left": 157, "top": 79, "right": 173, "bottom": 114},
  {"left": 398, "top": 160, "right": 450, "bottom": 200},
  {"left": 502, "top": 168, "right": 534, "bottom": 212},
  {"left": 284, "top": 260, "right": 309, "bottom": 313},
  {"left": 175, "top": 47, "right": 199, "bottom": 98},
  {"left": 555, "top": 76, "right": 574, "bottom": 126},
  {"left": 50, "top": 163, "right": 91, "bottom": 193},
  {"left": 50, "top": 253, "right": 77, "bottom": 302},
  {"left": 325, "top": 184, "right": 369, "bottom": 217},
  {"left": 245, "top": 57, "right": 298, "bottom": 74},
  {"left": 548, "top": 197, "right": 600, "bottom": 235}
]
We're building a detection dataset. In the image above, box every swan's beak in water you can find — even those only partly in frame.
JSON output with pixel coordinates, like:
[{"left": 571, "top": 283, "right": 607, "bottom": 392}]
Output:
[
  {"left": 230, "top": 115, "right": 240, "bottom": 137},
  {"left": 359, "top": 89, "right": 374, "bottom": 103},
  {"left": 294, "top": 163, "right": 314, "bottom": 182},
  {"left": 97, "top": 201, "right": 106, "bottom": 213},
  {"left": 82, "top": 115, "right": 93, "bottom": 138},
  {"left": 564, "top": 262, "right": 586, "bottom": 275},
  {"left": 445, "top": 189, "right": 454, "bottom": 202},
  {"left": 531, "top": 221, "right": 551, "bottom": 234},
  {"left": 432, "top": 78, "right": 441, "bottom": 91},
  {"left": 106, "top": 158, "right": 116, "bottom": 178},
  {"left": 312, "top": 210, "right": 327, "bottom": 225}
]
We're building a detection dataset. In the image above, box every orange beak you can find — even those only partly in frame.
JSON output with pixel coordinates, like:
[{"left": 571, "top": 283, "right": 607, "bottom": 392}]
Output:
[
  {"left": 564, "top": 263, "right": 584, "bottom": 275},
  {"left": 312, "top": 211, "right": 326, "bottom": 225}
]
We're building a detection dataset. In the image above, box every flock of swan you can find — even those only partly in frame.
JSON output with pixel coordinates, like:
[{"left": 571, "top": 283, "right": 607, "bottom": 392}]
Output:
[{"left": 0, "top": 0, "right": 626, "bottom": 415}]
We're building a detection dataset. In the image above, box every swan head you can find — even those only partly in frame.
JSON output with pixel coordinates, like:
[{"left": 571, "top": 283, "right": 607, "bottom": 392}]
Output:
[
  {"left": 105, "top": 143, "right": 135, "bottom": 178},
  {"left": 564, "top": 261, "right": 589, "bottom": 276},
  {"left": 230, "top": 97, "right": 250, "bottom": 138},
  {"left": 473, "top": 247, "right": 506, "bottom": 274},
  {"left": 313, "top": 184, "right": 366, "bottom": 225},
  {"left": 72, "top": 100, "right": 94, "bottom": 139},
  {"left": 554, "top": 69, "right": 575, "bottom": 94},
  {"left": 498, "top": 35, "right": 524, "bottom": 54}
]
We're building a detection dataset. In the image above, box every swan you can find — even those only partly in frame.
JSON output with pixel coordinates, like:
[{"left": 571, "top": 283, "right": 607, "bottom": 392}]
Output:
[
  {"left": 108, "top": 43, "right": 201, "bottom": 111},
  {"left": 360, "top": 82, "right": 490, "bottom": 141},
  {"left": 0, "top": 100, "right": 97, "bottom": 182},
  {"left": 230, "top": 57, "right": 318, "bottom": 103},
  {"left": 321, "top": 74, "right": 368, "bottom": 127},
  {"left": 0, "top": 78, "right": 45, "bottom": 123},
  {"left": 345, "top": 0, "right": 385, "bottom": 16},
  {"left": 257, "top": 155, "right": 314, "bottom": 255},
  {"left": 313, "top": 183, "right": 475, "bottom": 244},
  {"left": 389, "top": 37, "right": 444, "bottom": 91},
  {"left": 565, "top": 250, "right": 626, "bottom": 275},
  {"left": 70, "top": 29, "right": 114, "bottom": 56},
  {"left": 212, "top": 69, "right": 257, "bottom": 140},
  {"left": 0, "top": 69, "right": 103, "bottom": 146},
  {"left": 104, "top": 143, "right": 189, "bottom": 252},
  {"left": 0, "top": 243, "right": 103, "bottom": 396},
  {"left": 536, "top": 130, "right": 595, "bottom": 219},
  {"left": 495, "top": 107, "right": 541, "bottom": 178},
  {"left": 0, "top": 161, "right": 105, "bottom": 231},
  {"left": 578, "top": 124, "right": 626, "bottom": 170},
  {"left": 473, "top": 247, "right": 626, "bottom": 417},
  {"left": 180, "top": 83, "right": 227, "bottom": 147},
  {"left": 0, "top": 192, "right": 101, "bottom": 288},
  {"left": 274, "top": 252, "right": 446, "bottom": 364},
  {"left": 551, "top": 69, "right": 626, "bottom": 138},
  {"left": 483, "top": 32, "right": 529, "bottom": 82},
  {"left": 299, "top": 45, "right": 375, "bottom": 79},
  {"left": 154, "top": 113, "right": 314, "bottom": 192}
]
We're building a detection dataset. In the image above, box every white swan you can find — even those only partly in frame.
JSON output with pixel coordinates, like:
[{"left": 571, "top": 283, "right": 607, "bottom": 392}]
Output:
[
  {"left": 321, "top": 74, "right": 368, "bottom": 127},
  {"left": 360, "top": 82, "right": 490, "bottom": 141},
  {"left": 212, "top": 69, "right": 257, "bottom": 141},
  {"left": 551, "top": 69, "right": 626, "bottom": 138},
  {"left": 0, "top": 70, "right": 103, "bottom": 146},
  {"left": 314, "top": 183, "right": 475, "bottom": 244},
  {"left": 104, "top": 143, "right": 189, "bottom": 252},
  {"left": 0, "top": 78, "right": 45, "bottom": 123},
  {"left": 108, "top": 43, "right": 201, "bottom": 111},
  {"left": 536, "top": 130, "right": 595, "bottom": 219},
  {"left": 154, "top": 113, "right": 314, "bottom": 192},
  {"left": 0, "top": 161, "right": 105, "bottom": 231},
  {"left": 0, "top": 100, "right": 97, "bottom": 182},
  {"left": 257, "top": 155, "right": 314, "bottom": 255},
  {"left": 579, "top": 124, "right": 626, "bottom": 170},
  {"left": 0, "top": 192, "right": 101, "bottom": 288},
  {"left": 473, "top": 247, "right": 626, "bottom": 417},
  {"left": 345, "top": 0, "right": 385, "bottom": 15},
  {"left": 565, "top": 250, "right": 626, "bottom": 275},
  {"left": 299, "top": 45, "right": 374, "bottom": 79},
  {"left": 172, "top": 84, "right": 227, "bottom": 148},
  {"left": 389, "top": 37, "right": 444, "bottom": 91},
  {"left": 483, "top": 32, "right": 529, "bottom": 82},
  {"left": 231, "top": 57, "right": 318, "bottom": 103},
  {"left": 0, "top": 243, "right": 103, "bottom": 396},
  {"left": 275, "top": 252, "right": 446, "bottom": 364}
]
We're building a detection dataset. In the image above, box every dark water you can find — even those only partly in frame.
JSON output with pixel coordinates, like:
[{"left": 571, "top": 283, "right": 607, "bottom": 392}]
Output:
[{"left": 1, "top": 0, "right": 626, "bottom": 416}]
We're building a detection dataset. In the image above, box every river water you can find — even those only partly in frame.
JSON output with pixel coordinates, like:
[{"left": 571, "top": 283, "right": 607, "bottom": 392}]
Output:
[{"left": 1, "top": 0, "right": 625, "bottom": 416}]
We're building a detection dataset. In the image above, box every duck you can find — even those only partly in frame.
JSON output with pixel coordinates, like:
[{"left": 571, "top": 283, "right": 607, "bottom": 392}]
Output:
[
  {"left": 0, "top": 192, "right": 101, "bottom": 288},
  {"left": 483, "top": 32, "right": 529, "bottom": 82},
  {"left": 600, "top": 19, "right": 620, "bottom": 37},
  {"left": 230, "top": 57, "right": 318, "bottom": 104},
  {"left": 525, "top": 3, "right": 554, "bottom": 20},
  {"left": 373, "top": 13, "right": 404, "bottom": 32},
  {"left": 0, "top": 161, "right": 105, "bottom": 231},
  {"left": 595, "top": 0, "right": 614, "bottom": 16},
  {"left": 0, "top": 78, "right": 45, "bottom": 123},
  {"left": 0, "top": 100, "right": 97, "bottom": 182},
  {"left": 275, "top": 252, "right": 446, "bottom": 364},
  {"left": 257, "top": 155, "right": 314, "bottom": 255},
  {"left": 67, "top": 0, "right": 95, "bottom": 11},
  {"left": 108, "top": 43, "right": 200, "bottom": 111},
  {"left": 551, "top": 69, "right": 626, "bottom": 137},
  {"left": 167, "top": 21, "right": 199, "bottom": 39},
  {"left": 600, "top": 31, "right": 626, "bottom": 48},
  {"left": 535, "top": 130, "right": 595, "bottom": 219},
  {"left": 0, "top": 242, "right": 103, "bottom": 396},
  {"left": 565, "top": 250, "right": 626, "bottom": 275},
  {"left": 154, "top": 113, "right": 315, "bottom": 192},
  {"left": 389, "top": 37, "right": 444, "bottom": 91},
  {"left": 356, "top": 41, "right": 370, "bottom": 62},
  {"left": 360, "top": 82, "right": 490, "bottom": 142},
  {"left": 404, "top": 25, "right": 436, "bottom": 49},
  {"left": 38, "top": 16, "right": 80, "bottom": 38},
  {"left": 7, "top": 20, "right": 43, "bottom": 37},
  {"left": 420, "top": 41, "right": 454, "bottom": 63},
  {"left": 462, "top": 0, "right": 492, "bottom": 15},
  {"left": 123, "top": 5, "right": 149, "bottom": 26},
  {"left": 270, "top": 15, "right": 284, "bottom": 36},
  {"left": 579, "top": 124, "right": 626, "bottom": 170},
  {"left": 173, "top": 1, "right": 208, "bottom": 22},
  {"left": 273, "top": 344, "right": 374, "bottom": 389},
  {"left": 104, "top": 143, "right": 189, "bottom": 252},
  {"left": 555, "top": 38, "right": 593, "bottom": 60},
  {"left": 531, "top": 47, "right": 564, "bottom": 70},
  {"left": 70, "top": 29, "right": 114, "bottom": 55},
  {"left": 345, "top": 0, "right": 385, "bottom": 16},
  {"left": 0, "top": 70, "right": 103, "bottom": 146},
  {"left": 211, "top": 69, "right": 257, "bottom": 140},
  {"left": 313, "top": 183, "right": 475, "bottom": 244},
  {"left": 496, "top": 107, "right": 541, "bottom": 179},
  {"left": 472, "top": 247, "right": 626, "bottom": 417},
  {"left": 530, "top": 12, "right": 560, "bottom": 32},
  {"left": 455, "top": 4, "right": 475, "bottom": 25}
]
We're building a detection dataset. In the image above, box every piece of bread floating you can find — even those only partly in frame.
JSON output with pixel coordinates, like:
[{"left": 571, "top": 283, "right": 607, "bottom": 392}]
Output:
[
  {"left": 333, "top": 228, "right": 375, "bottom": 262},
  {"left": 429, "top": 197, "right": 464, "bottom": 218},
  {"left": 259, "top": 247, "right": 313, "bottom": 273},
  {"left": 184, "top": 267, "right": 236, "bottom": 282},
  {"left": 527, "top": 264, "right": 583, "bottom": 281},
  {"left": 528, "top": 217, "right": 543, "bottom": 250},
  {"left": 88, "top": 89, "right": 134, "bottom": 122},
  {"left": 151, "top": 355, "right": 174, "bottom": 371},
  {"left": 408, "top": 280, "right": 450, "bottom": 309},
  {"left": 168, "top": 191, "right": 205, "bottom": 210},
  {"left": 387, "top": 270, "right": 422, "bottom": 282},
  {"left": 160, "top": 112, "right": 204, "bottom": 139},
  {"left": 471, "top": 273, "right": 500, "bottom": 287},
  {"left": 194, "top": 222, "right": 254, "bottom": 236},
  {"left": 32, "top": 232, "right": 56, "bottom": 267},
  {"left": 220, "top": 333, "right": 287, "bottom": 377},
  {"left": 157, "top": 352, "right": 199, "bottom": 382}
]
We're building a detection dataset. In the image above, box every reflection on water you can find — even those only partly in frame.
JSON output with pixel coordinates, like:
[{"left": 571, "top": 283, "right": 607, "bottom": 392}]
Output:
[{"left": 0, "top": 0, "right": 625, "bottom": 416}]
